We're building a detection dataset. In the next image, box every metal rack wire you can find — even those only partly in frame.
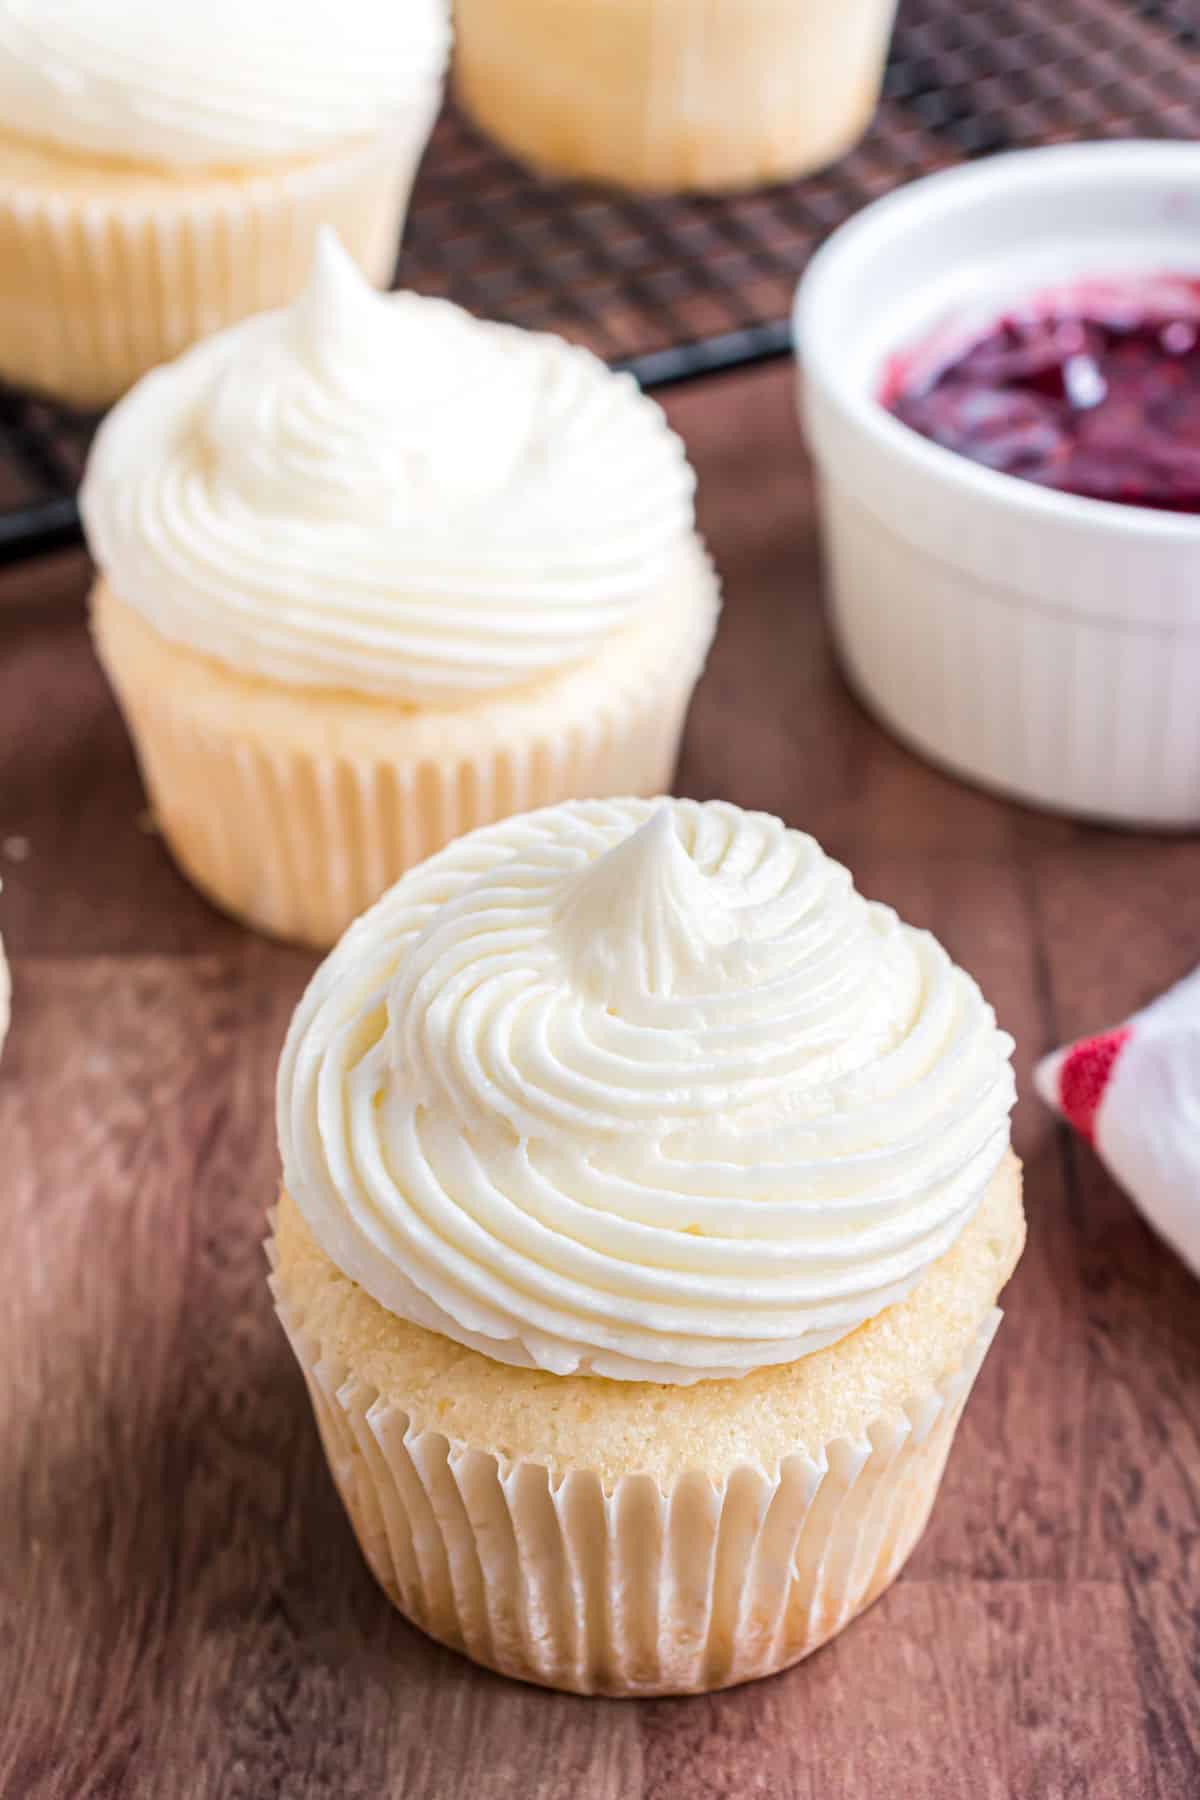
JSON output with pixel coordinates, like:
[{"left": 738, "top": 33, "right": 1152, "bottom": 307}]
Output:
[{"left": 1, "top": 0, "right": 1197, "bottom": 567}]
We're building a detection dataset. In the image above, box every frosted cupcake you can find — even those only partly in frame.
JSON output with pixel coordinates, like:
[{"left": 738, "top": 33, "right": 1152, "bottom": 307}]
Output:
[
  {"left": 454, "top": 0, "right": 898, "bottom": 193},
  {"left": 82, "top": 235, "right": 719, "bottom": 949},
  {"left": 271, "top": 796, "right": 1024, "bottom": 1695},
  {"left": 0, "top": 0, "right": 449, "bottom": 407}
]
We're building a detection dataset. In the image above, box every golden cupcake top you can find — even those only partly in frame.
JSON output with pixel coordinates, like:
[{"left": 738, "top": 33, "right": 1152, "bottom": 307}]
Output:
[
  {"left": 0, "top": 0, "right": 449, "bottom": 168},
  {"left": 278, "top": 797, "right": 1017, "bottom": 1383},
  {"left": 80, "top": 234, "right": 700, "bottom": 707}
]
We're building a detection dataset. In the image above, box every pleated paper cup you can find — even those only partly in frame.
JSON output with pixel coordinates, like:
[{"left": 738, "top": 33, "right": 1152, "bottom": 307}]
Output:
[
  {"left": 90, "top": 545, "right": 719, "bottom": 949},
  {"left": 0, "top": 111, "right": 438, "bottom": 410},
  {"left": 267, "top": 1156, "right": 1024, "bottom": 1696},
  {"left": 454, "top": 0, "right": 897, "bottom": 193}
]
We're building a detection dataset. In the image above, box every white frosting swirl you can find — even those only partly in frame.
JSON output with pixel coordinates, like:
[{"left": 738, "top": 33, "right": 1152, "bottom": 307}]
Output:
[
  {"left": 279, "top": 798, "right": 1016, "bottom": 1383},
  {"left": 0, "top": 0, "right": 449, "bottom": 168},
  {"left": 81, "top": 234, "right": 697, "bottom": 707}
]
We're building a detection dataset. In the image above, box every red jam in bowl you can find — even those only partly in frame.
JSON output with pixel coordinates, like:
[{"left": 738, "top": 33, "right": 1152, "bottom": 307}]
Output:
[{"left": 882, "top": 276, "right": 1200, "bottom": 513}]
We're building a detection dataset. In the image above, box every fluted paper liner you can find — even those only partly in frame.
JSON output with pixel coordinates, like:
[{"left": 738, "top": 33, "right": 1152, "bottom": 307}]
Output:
[
  {"left": 0, "top": 116, "right": 436, "bottom": 409},
  {"left": 267, "top": 1213, "right": 1000, "bottom": 1696},
  {"left": 454, "top": 0, "right": 897, "bottom": 193},
  {"left": 91, "top": 560, "right": 718, "bottom": 949}
]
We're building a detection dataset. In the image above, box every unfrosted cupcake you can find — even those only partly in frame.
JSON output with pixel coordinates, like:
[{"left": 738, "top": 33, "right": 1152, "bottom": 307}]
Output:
[
  {"left": 454, "top": 0, "right": 898, "bottom": 193},
  {"left": 271, "top": 796, "right": 1024, "bottom": 1696},
  {"left": 0, "top": 0, "right": 449, "bottom": 407},
  {"left": 82, "top": 235, "right": 720, "bottom": 949}
]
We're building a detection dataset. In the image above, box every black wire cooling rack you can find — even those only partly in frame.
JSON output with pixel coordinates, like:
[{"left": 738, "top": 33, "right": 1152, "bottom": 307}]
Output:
[{"left": 1, "top": 0, "right": 1198, "bottom": 568}]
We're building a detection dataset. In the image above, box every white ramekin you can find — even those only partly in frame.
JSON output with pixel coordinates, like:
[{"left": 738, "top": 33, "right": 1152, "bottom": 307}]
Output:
[{"left": 795, "top": 141, "right": 1200, "bottom": 829}]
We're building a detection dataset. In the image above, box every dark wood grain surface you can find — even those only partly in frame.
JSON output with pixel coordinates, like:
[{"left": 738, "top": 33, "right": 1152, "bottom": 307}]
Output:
[{"left": 2, "top": 362, "right": 1198, "bottom": 1800}]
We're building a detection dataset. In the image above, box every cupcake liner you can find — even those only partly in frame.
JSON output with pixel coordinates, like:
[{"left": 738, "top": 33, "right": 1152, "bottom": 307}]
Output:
[
  {"left": 134, "top": 681, "right": 694, "bottom": 949},
  {"left": 267, "top": 1214, "right": 1001, "bottom": 1696},
  {"left": 92, "top": 566, "right": 718, "bottom": 949},
  {"left": 454, "top": 0, "right": 897, "bottom": 193},
  {"left": 0, "top": 113, "right": 437, "bottom": 409}
]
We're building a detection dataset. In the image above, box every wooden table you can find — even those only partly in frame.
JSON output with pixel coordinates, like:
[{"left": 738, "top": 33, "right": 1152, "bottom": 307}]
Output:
[{"left": 3, "top": 362, "right": 1198, "bottom": 1800}]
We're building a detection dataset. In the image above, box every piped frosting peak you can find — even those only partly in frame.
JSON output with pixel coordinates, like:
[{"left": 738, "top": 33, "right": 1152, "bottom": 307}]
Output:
[{"left": 557, "top": 806, "right": 742, "bottom": 1003}]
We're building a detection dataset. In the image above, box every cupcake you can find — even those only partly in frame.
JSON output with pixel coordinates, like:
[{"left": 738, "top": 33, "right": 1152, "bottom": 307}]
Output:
[
  {"left": 454, "top": 0, "right": 898, "bottom": 194},
  {"left": 82, "top": 234, "right": 719, "bottom": 949},
  {"left": 0, "top": 0, "right": 450, "bottom": 407},
  {"left": 271, "top": 796, "right": 1024, "bottom": 1696}
]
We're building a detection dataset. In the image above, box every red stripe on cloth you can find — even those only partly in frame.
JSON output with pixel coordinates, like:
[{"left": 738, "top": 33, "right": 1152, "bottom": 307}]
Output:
[{"left": 1058, "top": 1026, "right": 1133, "bottom": 1144}]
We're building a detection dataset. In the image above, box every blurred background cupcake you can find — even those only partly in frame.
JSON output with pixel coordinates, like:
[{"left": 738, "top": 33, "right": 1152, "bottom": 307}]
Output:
[
  {"left": 453, "top": 0, "right": 898, "bottom": 193},
  {"left": 82, "top": 233, "right": 720, "bottom": 948},
  {"left": 0, "top": 0, "right": 450, "bottom": 408},
  {"left": 272, "top": 796, "right": 1024, "bottom": 1695}
]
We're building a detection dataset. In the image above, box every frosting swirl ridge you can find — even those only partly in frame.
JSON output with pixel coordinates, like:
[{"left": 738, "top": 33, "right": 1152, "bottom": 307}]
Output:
[
  {"left": 0, "top": 0, "right": 449, "bottom": 167},
  {"left": 81, "top": 234, "right": 697, "bottom": 706},
  {"left": 279, "top": 798, "right": 1017, "bottom": 1383}
]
